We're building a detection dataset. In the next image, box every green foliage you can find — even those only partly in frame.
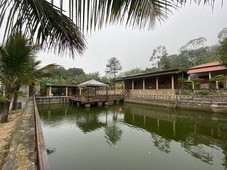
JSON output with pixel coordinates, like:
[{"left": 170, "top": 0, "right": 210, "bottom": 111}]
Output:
[
  {"left": 191, "top": 78, "right": 204, "bottom": 85},
  {"left": 0, "top": 33, "right": 38, "bottom": 94},
  {"left": 218, "top": 38, "right": 227, "bottom": 67},
  {"left": 0, "top": 96, "right": 4, "bottom": 111},
  {"left": 180, "top": 37, "right": 207, "bottom": 51},
  {"left": 119, "top": 68, "right": 143, "bottom": 77},
  {"left": 180, "top": 90, "right": 192, "bottom": 95},
  {"left": 150, "top": 45, "right": 168, "bottom": 68},
  {"left": 210, "top": 74, "right": 226, "bottom": 88},
  {"left": 0, "top": 96, "right": 4, "bottom": 104},
  {"left": 36, "top": 69, "right": 107, "bottom": 95},
  {"left": 196, "top": 90, "right": 210, "bottom": 95},
  {"left": 178, "top": 78, "right": 193, "bottom": 84},
  {"left": 105, "top": 57, "right": 122, "bottom": 79},
  {"left": 149, "top": 36, "right": 221, "bottom": 71},
  {"left": 218, "top": 27, "right": 227, "bottom": 42}
]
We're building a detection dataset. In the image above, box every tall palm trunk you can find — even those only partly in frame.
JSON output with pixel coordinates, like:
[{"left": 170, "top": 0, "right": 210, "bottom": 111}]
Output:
[{"left": 0, "top": 100, "right": 11, "bottom": 123}]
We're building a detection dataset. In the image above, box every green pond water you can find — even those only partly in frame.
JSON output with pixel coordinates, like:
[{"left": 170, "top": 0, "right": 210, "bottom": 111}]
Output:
[{"left": 38, "top": 102, "right": 227, "bottom": 170}]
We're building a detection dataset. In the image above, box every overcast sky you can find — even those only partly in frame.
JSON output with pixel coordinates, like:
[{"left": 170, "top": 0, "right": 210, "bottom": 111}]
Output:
[{"left": 2, "top": 1, "right": 227, "bottom": 76}]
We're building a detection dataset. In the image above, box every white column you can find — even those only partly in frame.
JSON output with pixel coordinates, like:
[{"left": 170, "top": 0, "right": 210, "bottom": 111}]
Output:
[{"left": 209, "top": 72, "right": 212, "bottom": 79}]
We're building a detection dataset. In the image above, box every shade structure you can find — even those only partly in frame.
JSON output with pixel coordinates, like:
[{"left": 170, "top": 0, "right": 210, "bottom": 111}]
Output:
[{"left": 77, "top": 79, "right": 108, "bottom": 88}]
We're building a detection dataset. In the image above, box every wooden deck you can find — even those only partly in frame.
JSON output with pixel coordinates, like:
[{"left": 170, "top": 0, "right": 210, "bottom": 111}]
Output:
[{"left": 68, "top": 94, "right": 124, "bottom": 107}]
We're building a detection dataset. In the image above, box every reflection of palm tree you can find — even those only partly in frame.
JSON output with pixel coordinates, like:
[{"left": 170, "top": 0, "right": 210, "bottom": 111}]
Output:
[
  {"left": 105, "top": 123, "right": 123, "bottom": 146},
  {"left": 152, "top": 134, "right": 171, "bottom": 154},
  {"left": 105, "top": 110, "right": 122, "bottom": 145},
  {"left": 182, "top": 135, "right": 214, "bottom": 165}
]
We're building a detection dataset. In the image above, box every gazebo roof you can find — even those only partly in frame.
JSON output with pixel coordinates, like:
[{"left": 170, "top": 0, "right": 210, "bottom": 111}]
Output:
[{"left": 77, "top": 79, "right": 108, "bottom": 87}]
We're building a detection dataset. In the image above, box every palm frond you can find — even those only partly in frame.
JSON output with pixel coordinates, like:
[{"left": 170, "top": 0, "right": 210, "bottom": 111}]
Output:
[
  {"left": 0, "top": 0, "right": 86, "bottom": 57},
  {"left": 0, "top": 0, "right": 218, "bottom": 56},
  {"left": 67, "top": 0, "right": 217, "bottom": 32}
]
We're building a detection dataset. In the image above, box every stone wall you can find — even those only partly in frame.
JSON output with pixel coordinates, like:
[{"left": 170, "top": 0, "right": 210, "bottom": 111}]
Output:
[
  {"left": 128, "top": 89, "right": 176, "bottom": 99},
  {"left": 125, "top": 89, "right": 227, "bottom": 113}
]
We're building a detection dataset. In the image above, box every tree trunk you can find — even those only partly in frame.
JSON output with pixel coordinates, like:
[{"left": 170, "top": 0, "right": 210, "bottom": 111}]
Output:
[
  {"left": 0, "top": 100, "right": 11, "bottom": 123},
  {"left": 12, "top": 93, "right": 18, "bottom": 110},
  {"left": 12, "top": 85, "right": 20, "bottom": 110}
]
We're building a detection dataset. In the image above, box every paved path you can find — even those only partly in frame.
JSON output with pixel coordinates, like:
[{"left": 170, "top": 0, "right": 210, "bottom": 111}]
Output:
[{"left": 2, "top": 100, "right": 37, "bottom": 170}]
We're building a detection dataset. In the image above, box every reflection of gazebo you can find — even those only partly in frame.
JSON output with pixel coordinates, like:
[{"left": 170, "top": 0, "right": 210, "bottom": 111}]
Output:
[{"left": 76, "top": 114, "right": 106, "bottom": 133}]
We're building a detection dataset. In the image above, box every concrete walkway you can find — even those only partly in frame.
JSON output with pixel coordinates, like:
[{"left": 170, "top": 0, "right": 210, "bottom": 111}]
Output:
[{"left": 2, "top": 100, "right": 37, "bottom": 170}]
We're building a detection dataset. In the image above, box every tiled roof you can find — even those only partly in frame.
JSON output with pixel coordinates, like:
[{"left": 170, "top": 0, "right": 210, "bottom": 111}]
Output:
[
  {"left": 188, "top": 61, "right": 227, "bottom": 74},
  {"left": 189, "top": 61, "right": 220, "bottom": 69}
]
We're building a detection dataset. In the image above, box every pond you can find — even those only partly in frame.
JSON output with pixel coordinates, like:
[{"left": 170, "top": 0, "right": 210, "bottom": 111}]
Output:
[{"left": 38, "top": 102, "right": 227, "bottom": 170}]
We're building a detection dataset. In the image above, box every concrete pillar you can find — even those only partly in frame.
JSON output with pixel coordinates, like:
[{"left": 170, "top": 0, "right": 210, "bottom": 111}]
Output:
[
  {"left": 216, "top": 81, "right": 219, "bottom": 90},
  {"left": 192, "top": 82, "right": 194, "bottom": 90},
  {"left": 65, "top": 87, "right": 68, "bottom": 96},
  {"left": 171, "top": 75, "right": 174, "bottom": 90},
  {"left": 85, "top": 103, "right": 91, "bottom": 108},
  {"left": 143, "top": 79, "right": 145, "bottom": 90},
  {"left": 132, "top": 80, "right": 134, "bottom": 90},
  {"left": 79, "top": 88, "right": 82, "bottom": 95},
  {"left": 49, "top": 86, "right": 52, "bottom": 96},
  {"left": 156, "top": 77, "right": 159, "bottom": 90},
  {"left": 188, "top": 75, "right": 191, "bottom": 80}
]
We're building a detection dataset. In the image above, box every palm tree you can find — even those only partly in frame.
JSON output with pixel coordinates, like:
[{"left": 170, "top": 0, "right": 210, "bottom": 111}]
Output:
[
  {"left": 11, "top": 60, "right": 59, "bottom": 110},
  {"left": 0, "top": 33, "right": 38, "bottom": 122},
  {"left": 0, "top": 0, "right": 218, "bottom": 56}
]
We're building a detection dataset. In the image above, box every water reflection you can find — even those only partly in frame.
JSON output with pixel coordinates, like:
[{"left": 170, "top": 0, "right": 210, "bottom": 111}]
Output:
[
  {"left": 123, "top": 103, "right": 227, "bottom": 167},
  {"left": 38, "top": 102, "right": 227, "bottom": 170}
]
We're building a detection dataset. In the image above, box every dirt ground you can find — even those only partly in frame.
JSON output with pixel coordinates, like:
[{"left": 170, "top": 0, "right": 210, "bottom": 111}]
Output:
[{"left": 0, "top": 110, "right": 21, "bottom": 169}]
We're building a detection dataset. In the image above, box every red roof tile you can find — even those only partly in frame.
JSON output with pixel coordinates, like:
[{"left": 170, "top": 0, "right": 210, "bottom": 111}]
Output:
[
  {"left": 188, "top": 61, "right": 221, "bottom": 69},
  {"left": 188, "top": 65, "right": 226, "bottom": 74}
]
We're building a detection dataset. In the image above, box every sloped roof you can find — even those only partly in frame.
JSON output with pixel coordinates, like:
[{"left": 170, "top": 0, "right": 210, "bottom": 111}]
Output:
[
  {"left": 77, "top": 79, "right": 108, "bottom": 87},
  {"left": 188, "top": 62, "right": 226, "bottom": 74},
  {"left": 117, "top": 69, "right": 184, "bottom": 81},
  {"left": 46, "top": 84, "right": 77, "bottom": 88}
]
